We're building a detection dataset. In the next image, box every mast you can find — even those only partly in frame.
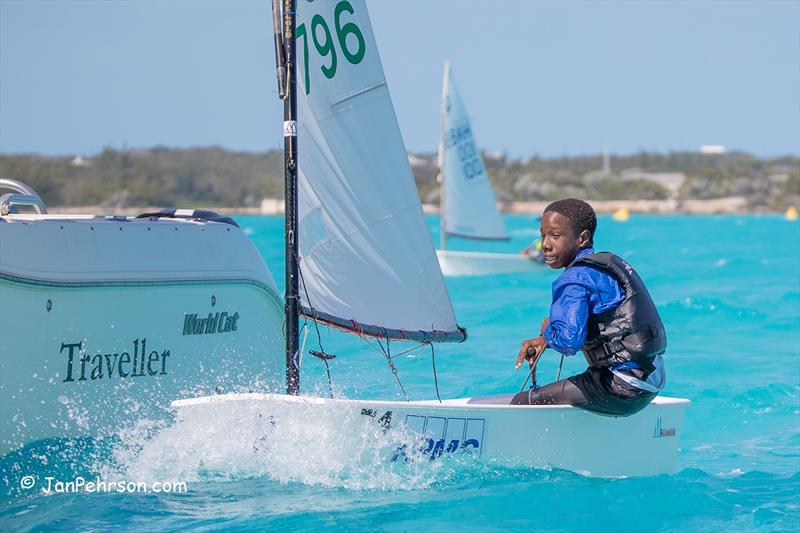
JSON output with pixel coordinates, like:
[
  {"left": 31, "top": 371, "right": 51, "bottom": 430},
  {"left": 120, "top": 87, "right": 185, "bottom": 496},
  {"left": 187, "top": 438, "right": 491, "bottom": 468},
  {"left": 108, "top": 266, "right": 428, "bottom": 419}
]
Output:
[
  {"left": 271, "top": 0, "right": 287, "bottom": 99},
  {"left": 275, "top": 0, "right": 300, "bottom": 394},
  {"left": 437, "top": 61, "right": 450, "bottom": 251}
]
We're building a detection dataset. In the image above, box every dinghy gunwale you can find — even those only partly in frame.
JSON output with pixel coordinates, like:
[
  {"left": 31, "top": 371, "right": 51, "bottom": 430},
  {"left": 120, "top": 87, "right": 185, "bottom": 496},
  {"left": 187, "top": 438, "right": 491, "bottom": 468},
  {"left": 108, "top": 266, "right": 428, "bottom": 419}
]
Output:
[{"left": 171, "top": 391, "right": 690, "bottom": 411}]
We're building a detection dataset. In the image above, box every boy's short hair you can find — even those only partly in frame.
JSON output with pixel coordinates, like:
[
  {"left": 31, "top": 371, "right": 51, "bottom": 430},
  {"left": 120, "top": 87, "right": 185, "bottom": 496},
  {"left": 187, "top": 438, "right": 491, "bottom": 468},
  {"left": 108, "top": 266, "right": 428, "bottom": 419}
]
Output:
[{"left": 543, "top": 198, "right": 597, "bottom": 242}]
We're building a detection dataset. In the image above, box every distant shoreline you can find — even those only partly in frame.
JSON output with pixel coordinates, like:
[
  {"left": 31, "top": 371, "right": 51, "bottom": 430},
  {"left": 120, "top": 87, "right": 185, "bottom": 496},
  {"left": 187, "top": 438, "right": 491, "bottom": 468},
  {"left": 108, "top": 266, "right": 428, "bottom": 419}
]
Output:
[
  {"left": 4, "top": 148, "right": 796, "bottom": 213},
  {"left": 48, "top": 196, "right": 789, "bottom": 216}
]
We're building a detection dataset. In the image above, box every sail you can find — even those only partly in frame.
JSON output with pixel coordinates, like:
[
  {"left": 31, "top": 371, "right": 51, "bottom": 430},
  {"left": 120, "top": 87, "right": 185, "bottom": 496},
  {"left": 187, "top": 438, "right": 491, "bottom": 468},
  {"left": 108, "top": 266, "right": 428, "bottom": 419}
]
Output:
[
  {"left": 439, "top": 62, "right": 509, "bottom": 241},
  {"left": 295, "top": 0, "right": 464, "bottom": 343}
]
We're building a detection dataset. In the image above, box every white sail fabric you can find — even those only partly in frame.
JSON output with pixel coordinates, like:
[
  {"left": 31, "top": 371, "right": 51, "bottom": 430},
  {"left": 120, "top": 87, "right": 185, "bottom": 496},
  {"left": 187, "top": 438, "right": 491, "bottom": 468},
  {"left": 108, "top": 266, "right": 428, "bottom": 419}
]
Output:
[
  {"left": 439, "top": 63, "right": 509, "bottom": 241},
  {"left": 295, "top": 0, "right": 463, "bottom": 342}
]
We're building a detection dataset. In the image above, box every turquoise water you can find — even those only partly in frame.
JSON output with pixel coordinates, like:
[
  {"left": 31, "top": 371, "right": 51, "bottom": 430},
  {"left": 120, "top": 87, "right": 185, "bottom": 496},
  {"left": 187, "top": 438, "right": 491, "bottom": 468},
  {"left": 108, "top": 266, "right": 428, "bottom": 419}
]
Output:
[{"left": 2, "top": 214, "right": 798, "bottom": 531}]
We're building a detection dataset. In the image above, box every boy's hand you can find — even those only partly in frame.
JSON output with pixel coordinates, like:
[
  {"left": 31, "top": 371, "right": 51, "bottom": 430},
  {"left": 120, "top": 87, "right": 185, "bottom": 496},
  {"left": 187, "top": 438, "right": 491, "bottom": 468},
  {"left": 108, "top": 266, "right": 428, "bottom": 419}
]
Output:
[
  {"left": 515, "top": 336, "right": 547, "bottom": 370},
  {"left": 540, "top": 317, "right": 550, "bottom": 336}
]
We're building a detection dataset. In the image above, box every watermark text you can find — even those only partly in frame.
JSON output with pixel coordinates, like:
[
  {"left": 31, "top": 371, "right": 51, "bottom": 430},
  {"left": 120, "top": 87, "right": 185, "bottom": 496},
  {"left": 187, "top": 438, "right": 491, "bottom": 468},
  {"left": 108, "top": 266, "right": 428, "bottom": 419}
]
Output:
[{"left": 20, "top": 475, "right": 187, "bottom": 494}]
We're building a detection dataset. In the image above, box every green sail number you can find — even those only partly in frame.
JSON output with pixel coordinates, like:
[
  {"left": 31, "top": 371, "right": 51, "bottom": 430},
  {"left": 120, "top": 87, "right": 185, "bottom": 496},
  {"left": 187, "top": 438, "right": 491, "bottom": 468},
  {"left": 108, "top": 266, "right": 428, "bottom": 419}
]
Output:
[
  {"left": 334, "top": 0, "right": 365, "bottom": 64},
  {"left": 311, "top": 14, "right": 337, "bottom": 80},
  {"left": 297, "top": 0, "right": 366, "bottom": 95}
]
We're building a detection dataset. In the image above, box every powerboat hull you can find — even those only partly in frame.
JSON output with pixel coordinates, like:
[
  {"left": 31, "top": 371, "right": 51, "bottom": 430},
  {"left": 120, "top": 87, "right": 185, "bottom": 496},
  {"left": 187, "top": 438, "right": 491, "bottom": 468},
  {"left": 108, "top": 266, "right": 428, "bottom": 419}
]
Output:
[{"left": 0, "top": 213, "right": 285, "bottom": 454}]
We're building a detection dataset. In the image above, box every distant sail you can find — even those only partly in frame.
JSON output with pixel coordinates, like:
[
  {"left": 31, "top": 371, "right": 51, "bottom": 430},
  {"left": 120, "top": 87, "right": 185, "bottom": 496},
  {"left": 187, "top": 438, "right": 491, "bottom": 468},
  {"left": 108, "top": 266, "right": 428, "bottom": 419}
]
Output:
[
  {"left": 439, "top": 62, "right": 509, "bottom": 241},
  {"left": 295, "top": 0, "right": 464, "bottom": 343}
]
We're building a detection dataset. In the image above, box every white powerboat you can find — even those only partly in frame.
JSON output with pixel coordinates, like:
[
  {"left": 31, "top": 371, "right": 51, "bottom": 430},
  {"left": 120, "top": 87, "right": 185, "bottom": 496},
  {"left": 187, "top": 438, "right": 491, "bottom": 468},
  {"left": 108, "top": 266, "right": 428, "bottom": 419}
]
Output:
[{"left": 0, "top": 179, "right": 285, "bottom": 454}]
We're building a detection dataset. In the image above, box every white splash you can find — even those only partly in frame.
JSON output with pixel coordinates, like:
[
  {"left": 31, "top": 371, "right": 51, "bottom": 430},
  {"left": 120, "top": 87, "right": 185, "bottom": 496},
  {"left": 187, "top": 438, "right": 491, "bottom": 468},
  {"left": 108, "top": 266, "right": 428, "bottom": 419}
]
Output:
[
  {"left": 717, "top": 468, "right": 745, "bottom": 477},
  {"left": 108, "top": 396, "right": 459, "bottom": 491},
  {"left": 57, "top": 395, "right": 91, "bottom": 431}
]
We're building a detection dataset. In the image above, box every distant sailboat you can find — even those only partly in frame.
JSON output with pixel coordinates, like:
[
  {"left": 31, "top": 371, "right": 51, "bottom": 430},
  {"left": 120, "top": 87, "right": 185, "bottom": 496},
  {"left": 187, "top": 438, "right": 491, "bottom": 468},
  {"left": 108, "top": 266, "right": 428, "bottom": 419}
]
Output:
[
  {"left": 435, "top": 62, "right": 542, "bottom": 276},
  {"left": 173, "top": 0, "right": 689, "bottom": 478}
]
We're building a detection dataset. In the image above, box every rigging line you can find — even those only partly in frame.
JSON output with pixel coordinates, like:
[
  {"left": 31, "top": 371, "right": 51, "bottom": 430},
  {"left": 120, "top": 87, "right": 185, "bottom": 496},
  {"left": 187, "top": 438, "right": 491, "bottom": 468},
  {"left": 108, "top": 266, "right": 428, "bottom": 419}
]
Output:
[
  {"left": 358, "top": 335, "right": 423, "bottom": 359},
  {"left": 358, "top": 332, "right": 412, "bottom": 364},
  {"left": 298, "top": 320, "right": 310, "bottom": 369},
  {"left": 366, "top": 335, "right": 426, "bottom": 360},
  {"left": 355, "top": 333, "right": 421, "bottom": 401},
  {"left": 295, "top": 253, "right": 338, "bottom": 395},
  {"left": 388, "top": 343, "right": 427, "bottom": 360},
  {"left": 321, "top": 357, "right": 334, "bottom": 399},
  {"left": 295, "top": 254, "right": 326, "bottom": 353},
  {"left": 429, "top": 342, "right": 442, "bottom": 404},
  {"left": 556, "top": 353, "right": 565, "bottom": 381},
  {"left": 376, "top": 337, "right": 408, "bottom": 401},
  {"left": 358, "top": 334, "right": 388, "bottom": 357},
  {"left": 375, "top": 335, "right": 386, "bottom": 356}
]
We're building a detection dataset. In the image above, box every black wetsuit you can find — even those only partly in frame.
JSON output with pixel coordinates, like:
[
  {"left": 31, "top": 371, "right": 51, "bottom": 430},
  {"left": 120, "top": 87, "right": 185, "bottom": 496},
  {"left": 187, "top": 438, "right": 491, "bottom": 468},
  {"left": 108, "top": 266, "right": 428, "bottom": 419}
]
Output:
[{"left": 511, "top": 252, "right": 667, "bottom": 417}]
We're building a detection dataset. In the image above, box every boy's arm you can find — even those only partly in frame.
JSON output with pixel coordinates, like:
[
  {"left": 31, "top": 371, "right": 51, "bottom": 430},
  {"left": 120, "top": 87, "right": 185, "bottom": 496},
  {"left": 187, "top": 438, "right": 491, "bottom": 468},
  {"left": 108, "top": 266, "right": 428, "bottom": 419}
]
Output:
[{"left": 542, "top": 279, "right": 591, "bottom": 355}]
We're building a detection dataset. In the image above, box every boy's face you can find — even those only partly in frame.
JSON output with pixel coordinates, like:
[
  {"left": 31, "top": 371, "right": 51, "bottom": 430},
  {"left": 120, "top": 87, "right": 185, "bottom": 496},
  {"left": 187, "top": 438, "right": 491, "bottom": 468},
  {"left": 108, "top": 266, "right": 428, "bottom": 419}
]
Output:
[{"left": 539, "top": 212, "right": 591, "bottom": 269}]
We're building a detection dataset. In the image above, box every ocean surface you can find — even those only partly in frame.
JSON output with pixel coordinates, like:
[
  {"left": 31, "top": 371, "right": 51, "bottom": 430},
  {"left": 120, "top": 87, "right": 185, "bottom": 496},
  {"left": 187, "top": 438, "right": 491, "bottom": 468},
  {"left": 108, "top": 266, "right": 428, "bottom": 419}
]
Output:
[{"left": 1, "top": 214, "right": 798, "bottom": 532}]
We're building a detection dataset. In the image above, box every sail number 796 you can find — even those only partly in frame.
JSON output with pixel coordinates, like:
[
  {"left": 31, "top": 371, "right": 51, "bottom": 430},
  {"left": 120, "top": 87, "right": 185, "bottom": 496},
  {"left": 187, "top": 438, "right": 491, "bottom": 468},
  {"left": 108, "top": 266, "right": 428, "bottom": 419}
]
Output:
[{"left": 296, "top": 0, "right": 366, "bottom": 95}]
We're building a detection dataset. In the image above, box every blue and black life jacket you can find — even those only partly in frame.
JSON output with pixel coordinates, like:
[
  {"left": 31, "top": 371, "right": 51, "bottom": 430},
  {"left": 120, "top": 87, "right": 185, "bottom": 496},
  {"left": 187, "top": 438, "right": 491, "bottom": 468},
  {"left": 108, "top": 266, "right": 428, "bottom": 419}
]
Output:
[{"left": 568, "top": 252, "right": 667, "bottom": 373}]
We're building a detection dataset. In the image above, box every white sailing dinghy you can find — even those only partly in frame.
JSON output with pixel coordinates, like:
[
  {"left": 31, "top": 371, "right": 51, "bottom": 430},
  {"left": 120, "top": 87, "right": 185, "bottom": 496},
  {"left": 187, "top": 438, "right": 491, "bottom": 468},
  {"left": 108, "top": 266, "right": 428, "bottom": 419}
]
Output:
[
  {"left": 172, "top": 0, "right": 688, "bottom": 478},
  {"left": 435, "top": 62, "right": 542, "bottom": 276}
]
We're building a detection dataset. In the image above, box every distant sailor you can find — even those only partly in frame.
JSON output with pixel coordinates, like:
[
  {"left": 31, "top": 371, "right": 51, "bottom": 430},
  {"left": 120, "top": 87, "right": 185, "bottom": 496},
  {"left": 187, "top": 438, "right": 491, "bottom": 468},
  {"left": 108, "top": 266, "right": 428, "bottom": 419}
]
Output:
[
  {"left": 519, "top": 238, "right": 544, "bottom": 262},
  {"left": 512, "top": 198, "right": 667, "bottom": 416},
  {"left": 519, "top": 217, "right": 545, "bottom": 262}
]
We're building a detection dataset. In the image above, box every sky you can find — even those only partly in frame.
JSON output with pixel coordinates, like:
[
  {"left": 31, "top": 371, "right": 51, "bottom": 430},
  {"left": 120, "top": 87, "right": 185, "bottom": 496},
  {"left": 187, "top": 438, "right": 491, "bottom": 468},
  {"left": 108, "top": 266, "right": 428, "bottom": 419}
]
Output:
[{"left": 1, "top": 0, "right": 798, "bottom": 159}]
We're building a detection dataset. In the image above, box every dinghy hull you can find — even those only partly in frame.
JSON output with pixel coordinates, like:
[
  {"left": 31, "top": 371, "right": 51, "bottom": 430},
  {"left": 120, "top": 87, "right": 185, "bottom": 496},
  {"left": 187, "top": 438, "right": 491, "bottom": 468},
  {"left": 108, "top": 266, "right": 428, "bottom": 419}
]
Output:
[
  {"left": 437, "top": 250, "right": 543, "bottom": 277},
  {"left": 171, "top": 392, "right": 689, "bottom": 478}
]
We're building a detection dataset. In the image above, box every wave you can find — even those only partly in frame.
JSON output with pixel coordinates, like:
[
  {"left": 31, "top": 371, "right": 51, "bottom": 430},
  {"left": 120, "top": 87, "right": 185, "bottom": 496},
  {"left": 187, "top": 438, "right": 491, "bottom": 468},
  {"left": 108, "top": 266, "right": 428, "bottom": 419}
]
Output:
[
  {"left": 5, "top": 462, "right": 797, "bottom": 532},
  {"left": 661, "top": 296, "right": 766, "bottom": 320},
  {"left": 729, "top": 383, "right": 800, "bottom": 413}
]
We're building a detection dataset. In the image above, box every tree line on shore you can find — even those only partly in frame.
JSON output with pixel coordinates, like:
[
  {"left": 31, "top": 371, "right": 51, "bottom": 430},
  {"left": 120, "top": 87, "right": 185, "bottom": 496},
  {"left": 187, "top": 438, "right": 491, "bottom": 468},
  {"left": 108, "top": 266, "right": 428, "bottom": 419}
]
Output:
[{"left": 0, "top": 146, "right": 797, "bottom": 211}]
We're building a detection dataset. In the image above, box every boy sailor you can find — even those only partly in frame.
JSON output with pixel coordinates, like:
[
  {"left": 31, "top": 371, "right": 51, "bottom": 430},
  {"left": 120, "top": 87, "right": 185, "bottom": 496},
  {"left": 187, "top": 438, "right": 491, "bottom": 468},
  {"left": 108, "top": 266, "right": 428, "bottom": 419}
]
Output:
[{"left": 512, "top": 199, "right": 666, "bottom": 416}]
